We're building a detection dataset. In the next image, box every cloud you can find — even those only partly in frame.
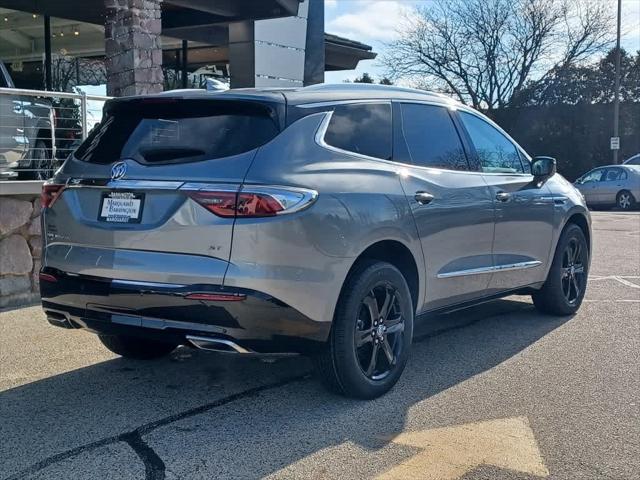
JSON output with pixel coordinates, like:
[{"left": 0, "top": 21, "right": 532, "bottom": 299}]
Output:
[
  {"left": 326, "top": 1, "right": 410, "bottom": 43},
  {"left": 325, "top": 0, "right": 338, "bottom": 9}
]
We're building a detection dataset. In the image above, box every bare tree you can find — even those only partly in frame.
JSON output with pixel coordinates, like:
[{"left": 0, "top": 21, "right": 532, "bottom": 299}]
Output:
[
  {"left": 50, "top": 55, "right": 106, "bottom": 92},
  {"left": 383, "top": 0, "right": 614, "bottom": 111}
]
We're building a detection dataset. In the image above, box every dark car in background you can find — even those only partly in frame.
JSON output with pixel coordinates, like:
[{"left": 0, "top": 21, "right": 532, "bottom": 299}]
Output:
[{"left": 0, "top": 61, "right": 56, "bottom": 180}]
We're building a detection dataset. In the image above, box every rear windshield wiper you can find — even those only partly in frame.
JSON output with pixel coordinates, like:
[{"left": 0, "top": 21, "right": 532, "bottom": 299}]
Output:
[{"left": 138, "top": 146, "right": 206, "bottom": 163}]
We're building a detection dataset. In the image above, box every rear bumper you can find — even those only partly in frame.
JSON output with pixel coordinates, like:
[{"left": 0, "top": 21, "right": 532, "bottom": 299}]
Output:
[{"left": 39, "top": 268, "right": 330, "bottom": 354}]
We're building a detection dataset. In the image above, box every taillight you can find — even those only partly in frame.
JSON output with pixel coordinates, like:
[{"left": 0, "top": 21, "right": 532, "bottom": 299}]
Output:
[
  {"left": 186, "top": 186, "right": 317, "bottom": 218},
  {"left": 39, "top": 272, "right": 58, "bottom": 283},
  {"left": 41, "top": 183, "right": 65, "bottom": 208}
]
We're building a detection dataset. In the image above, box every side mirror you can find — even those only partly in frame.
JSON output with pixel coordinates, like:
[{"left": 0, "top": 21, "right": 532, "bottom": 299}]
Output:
[{"left": 532, "top": 156, "right": 556, "bottom": 182}]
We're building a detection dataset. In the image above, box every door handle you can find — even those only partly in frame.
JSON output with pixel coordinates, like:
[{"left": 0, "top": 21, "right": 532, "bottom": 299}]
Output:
[
  {"left": 414, "top": 191, "right": 434, "bottom": 205},
  {"left": 495, "top": 191, "right": 511, "bottom": 202}
]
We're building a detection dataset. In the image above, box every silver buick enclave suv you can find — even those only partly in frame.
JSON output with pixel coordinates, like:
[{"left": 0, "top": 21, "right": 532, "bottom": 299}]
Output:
[{"left": 40, "top": 84, "right": 591, "bottom": 399}]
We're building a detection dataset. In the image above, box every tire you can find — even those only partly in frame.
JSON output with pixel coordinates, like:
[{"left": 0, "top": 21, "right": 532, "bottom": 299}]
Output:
[
  {"left": 616, "top": 190, "right": 636, "bottom": 211},
  {"left": 314, "top": 260, "right": 414, "bottom": 399},
  {"left": 532, "top": 224, "right": 589, "bottom": 315},
  {"left": 98, "top": 334, "right": 177, "bottom": 360},
  {"left": 30, "top": 139, "right": 55, "bottom": 180}
]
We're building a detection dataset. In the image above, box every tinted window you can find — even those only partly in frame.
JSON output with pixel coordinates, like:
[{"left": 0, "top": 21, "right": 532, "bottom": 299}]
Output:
[
  {"left": 399, "top": 103, "right": 468, "bottom": 170},
  {"left": 75, "top": 100, "right": 280, "bottom": 165},
  {"left": 459, "top": 112, "right": 523, "bottom": 173},
  {"left": 324, "top": 103, "right": 392, "bottom": 160}
]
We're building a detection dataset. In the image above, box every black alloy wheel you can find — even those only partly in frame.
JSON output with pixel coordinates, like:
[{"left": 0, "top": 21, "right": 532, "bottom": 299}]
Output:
[
  {"left": 355, "top": 285, "right": 405, "bottom": 380},
  {"left": 560, "top": 237, "right": 586, "bottom": 306},
  {"left": 314, "top": 260, "right": 413, "bottom": 399},
  {"left": 532, "top": 223, "right": 589, "bottom": 315}
]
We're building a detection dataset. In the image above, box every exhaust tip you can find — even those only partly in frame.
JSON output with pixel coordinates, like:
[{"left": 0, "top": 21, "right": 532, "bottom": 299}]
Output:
[
  {"left": 186, "top": 335, "right": 251, "bottom": 354},
  {"left": 45, "top": 311, "right": 75, "bottom": 329}
]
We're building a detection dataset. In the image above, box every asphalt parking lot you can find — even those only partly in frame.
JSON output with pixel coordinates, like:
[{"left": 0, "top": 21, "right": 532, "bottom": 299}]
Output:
[{"left": 1, "top": 211, "right": 639, "bottom": 480}]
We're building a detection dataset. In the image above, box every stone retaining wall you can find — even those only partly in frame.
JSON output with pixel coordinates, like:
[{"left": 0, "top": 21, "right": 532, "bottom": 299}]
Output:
[{"left": 0, "top": 194, "right": 42, "bottom": 309}]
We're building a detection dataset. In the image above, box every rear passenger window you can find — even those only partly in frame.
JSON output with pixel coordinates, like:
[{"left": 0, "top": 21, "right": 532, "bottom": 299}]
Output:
[
  {"left": 604, "top": 168, "right": 626, "bottom": 181},
  {"left": 459, "top": 112, "right": 524, "bottom": 174},
  {"left": 399, "top": 103, "right": 469, "bottom": 170},
  {"left": 324, "top": 103, "right": 392, "bottom": 160}
]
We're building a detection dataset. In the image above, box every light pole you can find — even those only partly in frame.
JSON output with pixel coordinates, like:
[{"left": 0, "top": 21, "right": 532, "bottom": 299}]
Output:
[{"left": 612, "top": 0, "right": 622, "bottom": 164}]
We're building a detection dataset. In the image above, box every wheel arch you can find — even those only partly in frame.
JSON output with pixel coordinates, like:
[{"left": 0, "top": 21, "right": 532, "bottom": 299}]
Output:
[
  {"left": 563, "top": 211, "right": 591, "bottom": 253},
  {"left": 342, "top": 240, "right": 421, "bottom": 313}
]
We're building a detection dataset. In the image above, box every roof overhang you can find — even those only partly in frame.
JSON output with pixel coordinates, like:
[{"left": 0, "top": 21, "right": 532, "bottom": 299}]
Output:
[
  {"left": 0, "top": 0, "right": 303, "bottom": 26},
  {"left": 0, "top": 1, "right": 376, "bottom": 72}
]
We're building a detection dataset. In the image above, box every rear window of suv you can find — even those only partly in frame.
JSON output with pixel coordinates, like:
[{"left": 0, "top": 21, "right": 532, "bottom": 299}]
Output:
[
  {"left": 75, "top": 100, "right": 280, "bottom": 164},
  {"left": 324, "top": 103, "right": 392, "bottom": 160}
]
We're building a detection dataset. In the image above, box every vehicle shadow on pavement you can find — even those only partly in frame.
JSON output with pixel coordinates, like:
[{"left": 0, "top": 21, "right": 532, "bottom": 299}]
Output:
[{"left": 1, "top": 298, "right": 572, "bottom": 479}]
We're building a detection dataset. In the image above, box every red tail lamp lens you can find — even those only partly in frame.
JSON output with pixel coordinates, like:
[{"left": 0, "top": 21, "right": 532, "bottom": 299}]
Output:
[
  {"left": 187, "top": 191, "right": 238, "bottom": 217},
  {"left": 236, "top": 192, "right": 284, "bottom": 216},
  {"left": 187, "top": 191, "right": 284, "bottom": 218},
  {"left": 185, "top": 293, "right": 246, "bottom": 302},
  {"left": 39, "top": 272, "right": 58, "bottom": 283},
  {"left": 41, "top": 183, "right": 65, "bottom": 208}
]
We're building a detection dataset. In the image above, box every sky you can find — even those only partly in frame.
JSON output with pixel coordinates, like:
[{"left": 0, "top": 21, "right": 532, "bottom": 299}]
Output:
[{"left": 324, "top": 0, "right": 640, "bottom": 84}]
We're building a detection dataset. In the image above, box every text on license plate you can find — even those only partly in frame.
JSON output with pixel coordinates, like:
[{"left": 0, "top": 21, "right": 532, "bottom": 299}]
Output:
[{"left": 98, "top": 191, "right": 144, "bottom": 223}]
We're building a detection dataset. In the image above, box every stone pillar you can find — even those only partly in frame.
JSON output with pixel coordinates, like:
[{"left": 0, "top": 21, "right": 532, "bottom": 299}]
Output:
[
  {"left": 104, "top": 0, "right": 164, "bottom": 97},
  {"left": 229, "top": 1, "right": 310, "bottom": 88}
]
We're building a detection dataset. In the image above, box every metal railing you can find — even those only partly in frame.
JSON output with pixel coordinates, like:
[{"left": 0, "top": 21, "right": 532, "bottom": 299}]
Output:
[{"left": 0, "top": 87, "right": 111, "bottom": 180}]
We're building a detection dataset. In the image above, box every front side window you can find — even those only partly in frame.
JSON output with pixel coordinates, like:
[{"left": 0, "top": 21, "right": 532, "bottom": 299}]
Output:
[
  {"left": 459, "top": 112, "right": 523, "bottom": 174},
  {"left": 581, "top": 169, "right": 605, "bottom": 183},
  {"left": 399, "top": 103, "right": 469, "bottom": 170},
  {"left": 324, "top": 103, "right": 392, "bottom": 160}
]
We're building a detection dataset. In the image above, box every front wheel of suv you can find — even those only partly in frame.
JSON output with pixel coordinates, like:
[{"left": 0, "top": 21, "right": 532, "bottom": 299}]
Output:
[
  {"left": 532, "top": 224, "right": 589, "bottom": 316},
  {"left": 98, "top": 334, "right": 178, "bottom": 360},
  {"left": 314, "top": 261, "right": 414, "bottom": 399}
]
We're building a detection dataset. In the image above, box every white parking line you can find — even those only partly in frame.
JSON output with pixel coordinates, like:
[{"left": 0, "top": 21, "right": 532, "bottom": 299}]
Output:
[{"left": 590, "top": 275, "right": 640, "bottom": 289}]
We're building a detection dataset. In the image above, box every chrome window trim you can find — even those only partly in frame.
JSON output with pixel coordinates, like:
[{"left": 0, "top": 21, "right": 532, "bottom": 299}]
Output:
[
  {"left": 437, "top": 260, "right": 542, "bottom": 279},
  {"left": 315, "top": 107, "right": 395, "bottom": 163},
  {"left": 299, "top": 99, "right": 396, "bottom": 109},
  {"left": 315, "top": 110, "right": 474, "bottom": 175},
  {"left": 315, "top": 102, "right": 534, "bottom": 178}
]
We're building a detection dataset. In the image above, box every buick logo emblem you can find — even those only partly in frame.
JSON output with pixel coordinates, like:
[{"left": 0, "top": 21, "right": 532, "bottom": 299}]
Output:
[{"left": 111, "top": 161, "right": 127, "bottom": 180}]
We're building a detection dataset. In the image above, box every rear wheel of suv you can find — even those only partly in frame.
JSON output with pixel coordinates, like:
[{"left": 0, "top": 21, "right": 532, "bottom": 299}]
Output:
[
  {"left": 314, "top": 261, "right": 413, "bottom": 399},
  {"left": 98, "top": 334, "right": 178, "bottom": 360},
  {"left": 532, "top": 224, "right": 589, "bottom": 315}
]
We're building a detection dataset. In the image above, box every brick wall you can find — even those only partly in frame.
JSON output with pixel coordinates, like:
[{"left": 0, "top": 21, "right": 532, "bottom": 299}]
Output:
[{"left": 0, "top": 194, "right": 42, "bottom": 309}]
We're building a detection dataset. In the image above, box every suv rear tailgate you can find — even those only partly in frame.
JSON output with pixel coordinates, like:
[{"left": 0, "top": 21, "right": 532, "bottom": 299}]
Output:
[{"left": 43, "top": 97, "right": 282, "bottom": 285}]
